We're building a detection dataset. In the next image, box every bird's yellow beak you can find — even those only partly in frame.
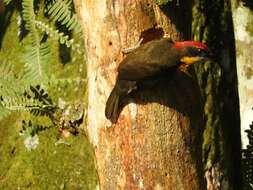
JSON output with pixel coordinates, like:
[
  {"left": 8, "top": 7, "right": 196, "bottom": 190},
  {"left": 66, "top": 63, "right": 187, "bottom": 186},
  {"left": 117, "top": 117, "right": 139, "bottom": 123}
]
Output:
[{"left": 180, "top": 56, "right": 202, "bottom": 65}]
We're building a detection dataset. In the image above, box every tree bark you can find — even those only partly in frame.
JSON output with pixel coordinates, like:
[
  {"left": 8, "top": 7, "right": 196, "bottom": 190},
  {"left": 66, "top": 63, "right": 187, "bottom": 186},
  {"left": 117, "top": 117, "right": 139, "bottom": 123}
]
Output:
[
  {"left": 193, "top": 0, "right": 241, "bottom": 189},
  {"left": 74, "top": 0, "right": 219, "bottom": 189},
  {"left": 231, "top": 1, "right": 253, "bottom": 189},
  {"left": 231, "top": 0, "right": 253, "bottom": 148}
]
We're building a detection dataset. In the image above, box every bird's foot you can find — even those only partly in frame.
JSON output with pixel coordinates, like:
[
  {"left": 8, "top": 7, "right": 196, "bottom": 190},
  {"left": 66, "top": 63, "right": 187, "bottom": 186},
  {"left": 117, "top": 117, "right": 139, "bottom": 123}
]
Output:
[{"left": 179, "top": 64, "right": 192, "bottom": 77}]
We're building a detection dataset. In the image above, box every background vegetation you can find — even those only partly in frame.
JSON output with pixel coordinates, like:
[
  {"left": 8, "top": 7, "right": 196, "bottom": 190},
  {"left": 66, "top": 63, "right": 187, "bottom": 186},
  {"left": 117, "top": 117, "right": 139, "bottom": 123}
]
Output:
[{"left": 0, "top": 0, "right": 98, "bottom": 189}]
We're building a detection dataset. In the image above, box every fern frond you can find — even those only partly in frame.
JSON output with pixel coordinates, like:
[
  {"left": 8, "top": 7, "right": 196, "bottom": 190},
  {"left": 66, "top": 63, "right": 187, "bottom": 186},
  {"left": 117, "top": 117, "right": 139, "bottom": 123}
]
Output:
[
  {"left": 0, "top": 85, "right": 57, "bottom": 119},
  {"left": 0, "top": 60, "right": 15, "bottom": 80},
  {"left": 0, "top": 101, "right": 11, "bottom": 119},
  {"left": 22, "top": 0, "right": 36, "bottom": 33},
  {"left": 50, "top": 76, "right": 87, "bottom": 86},
  {"left": 155, "top": 0, "right": 173, "bottom": 6},
  {"left": 1, "top": 85, "right": 53, "bottom": 115},
  {"left": 1, "top": 96, "right": 44, "bottom": 112},
  {"left": 3, "top": 0, "right": 12, "bottom": 5},
  {"left": 0, "top": 61, "right": 26, "bottom": 119},
  {"left": 20, "top": 120, "right": 53, "bottom": 137},
  {"left": 22, "top": 0, "right": 51, "bottom": 85},
  {"left": 35, "top": 20, "right": 82, "bottom": 54},
  {"left": 23, "top": 85, "right": 57, "bottom": 117},
  {"left": 0, "top": 94, "right": 44, "bottom": 120},
  {"left": 47, "top": 0, "right": 82, "bottom": 34},
  {"left": 23, "top": 41, "right": 50, "bottom": 85},
  {"left": 0, "top": 61, "right": 24, "bottom": 101}
]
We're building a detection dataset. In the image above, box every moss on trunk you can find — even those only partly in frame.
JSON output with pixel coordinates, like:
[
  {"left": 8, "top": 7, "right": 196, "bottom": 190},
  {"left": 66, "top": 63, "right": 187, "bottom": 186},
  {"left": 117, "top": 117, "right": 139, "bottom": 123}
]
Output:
[{"left": 193, "top": 0, "right": 241, "bottom": 189}]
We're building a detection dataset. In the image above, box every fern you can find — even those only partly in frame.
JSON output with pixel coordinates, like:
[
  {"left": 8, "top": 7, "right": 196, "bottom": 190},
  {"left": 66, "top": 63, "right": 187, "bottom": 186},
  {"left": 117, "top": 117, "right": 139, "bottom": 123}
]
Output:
[
  {"left": 50, "top": 75, "right": 87, "bottom": 86},
  {"left": 0, "top": 62, "right": 18, "bottom": 93},
  {"left": 1, "top": 95, "right": 43, "bottom": 112},
  {"left": 1, "top": 0, "right": 85, "bottom": 140},
  {"left": 0, "top": 100, "right": 11, "bottom": 119},
  {"left": 20, "top": 120, "right": 53, "bottom": 137},
  {"left": 0, "top": 61, "right": 25, "bottom": 118},
  {"left": 22, "top": 0, "right": 36, "bottom": 36},
  {"left": 3, "top": 0, "right": 12, "bottom": 5},
  {"left": 47, "top": 0, "right": 82, "bottom": 34},
  {"left": 22, "top": 0, "right": 51, "bottom": 85},
  {"left": 23, "top": 42, "right": 50, "bottom": 85},
  {"left": 35, "top": 20, "right": 82, "bottom": 54},
  {"left": 0, "top": 61, "right": 57, "bottom": 119},
  {"left": 21, "top": 0, "right": 82, "bottom": 86},
  {"left": 155, "top": 0, "right": 173, "bottom": 6},
  {"left": 27, "top": 85, "right": 56, "bottom": 117},
  {"left": 0, "top": 88, "right": 34, "bottom": 119},
  {"left": 0, "top": 85, "right": 57, "bottom": 119}
]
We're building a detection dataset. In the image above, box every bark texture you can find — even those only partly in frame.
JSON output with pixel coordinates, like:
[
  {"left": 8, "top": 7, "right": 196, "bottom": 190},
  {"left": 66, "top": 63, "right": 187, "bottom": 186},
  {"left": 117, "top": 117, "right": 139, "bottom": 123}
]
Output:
[
  {"left": 232, "top": 0, "right": 253, "bottom": 148},
  {"left": 75, "top": 1, "right": 205, "bottom": 189},
  {"left": 232, "top": 1, "right": 253, "bottom": 189},
  {"left": 193, "top": 0, "right": 241, "bottom": 189}
]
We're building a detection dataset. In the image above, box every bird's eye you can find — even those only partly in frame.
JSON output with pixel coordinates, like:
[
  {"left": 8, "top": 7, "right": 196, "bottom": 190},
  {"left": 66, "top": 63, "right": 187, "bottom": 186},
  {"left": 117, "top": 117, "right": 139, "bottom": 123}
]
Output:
[{"left": 197, "top": 48, "right": 202, "bottom": 52}]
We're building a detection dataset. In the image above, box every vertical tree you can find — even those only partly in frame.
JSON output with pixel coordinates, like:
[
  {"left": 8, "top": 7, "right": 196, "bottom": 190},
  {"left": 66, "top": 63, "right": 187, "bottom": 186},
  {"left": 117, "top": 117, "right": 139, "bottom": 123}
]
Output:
[
  {"left": 231, "top": 0, "right": 253, "bottom": 189},
  {"left": 192, "top": 0, "right": 241, "bottom": 189},
  {"left": 74, "top": 0, "right": 241, "bottom": 189},
  {"left": 232, "top": 0, "right": 253, "bottom": 148}
]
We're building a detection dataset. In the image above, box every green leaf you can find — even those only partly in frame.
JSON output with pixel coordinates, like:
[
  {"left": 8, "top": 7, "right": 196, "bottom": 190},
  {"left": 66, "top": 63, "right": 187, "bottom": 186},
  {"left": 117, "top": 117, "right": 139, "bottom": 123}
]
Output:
[
  {"left": 155, "top": 0, "right": 173, "bottom": 6},
  {"left": 3, "top": 0, "right": 12, "bottom": 5},
  {"left": 23, "top": 41, "right": 51, "bottom": 86},
  {"left": 35, "top": 20, "right": 82, "bottom": 53},
  {"left": 47, "top": 0, "right": 82, "bottom": 34}
]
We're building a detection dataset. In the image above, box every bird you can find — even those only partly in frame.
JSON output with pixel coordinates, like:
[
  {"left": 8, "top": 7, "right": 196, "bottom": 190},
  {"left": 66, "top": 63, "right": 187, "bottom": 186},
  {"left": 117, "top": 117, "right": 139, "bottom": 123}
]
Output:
[{"left": 105, "top": 38, "right": 211, "bottom": 123}]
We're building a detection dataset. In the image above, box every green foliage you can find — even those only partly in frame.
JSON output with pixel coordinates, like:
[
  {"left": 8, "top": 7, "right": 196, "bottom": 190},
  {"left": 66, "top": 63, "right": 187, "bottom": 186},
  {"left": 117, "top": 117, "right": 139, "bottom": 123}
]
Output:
[
  {"left": 0, "top": 62, "right": 59, "bottom": 150},
  {"left": 0, "top": 121, "right": 98, "bottom": 189},
  {"left": 0, "top": 0, "right": 84, "bottom": 123},
  {"left": 0, "top": 61, "right": 25, "bottom": 119},
  {"left": 0, "top": 61, "right": 56, "bottom": 119},
  {"left": 242, "top": 121, "right": 253, "bottom": 190},
  {"left": 35, "top": 20, "right": 82, "bottom": 53},
  {"left": 20, "top": 120, "right": 52, "bottom": 137},
  {"left": 22, "top": 0, "right": 51, "bottom": 86},
  {"left": 0, "top": 1, "right": 97, "bottom": 188},
  {"left": 3, "top": 0, "right": 12, "bottom": 5},
  {"left": 24, "top": 85, "right": 57, "bottom": 117},
  {"left": 23, "top": 42, "right": 51, "bottom": 85},
  {"left": 0, "top": 60, "right": 84, "bottom": 140},
  {"left": 47, "top": 0, "right": 82, "bottom": 34},
  {"left": 21, "top": 0, "right": 83, "bottom": 86},
  {"left": 155, "top": 0, "right": 173, "bottom": 6},
  {"left": 1, "top": 93, "right": 43, "bottom": 114},
  {"left": 22, "top": 0, "right": 36, "bottom": 32}
]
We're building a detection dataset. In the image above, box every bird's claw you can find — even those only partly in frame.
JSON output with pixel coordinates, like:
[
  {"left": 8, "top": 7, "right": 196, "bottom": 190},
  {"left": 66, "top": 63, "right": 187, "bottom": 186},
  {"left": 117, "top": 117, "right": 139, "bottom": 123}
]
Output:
[{"left": 179, "top": 64, "right": 192, "bottom": 77}]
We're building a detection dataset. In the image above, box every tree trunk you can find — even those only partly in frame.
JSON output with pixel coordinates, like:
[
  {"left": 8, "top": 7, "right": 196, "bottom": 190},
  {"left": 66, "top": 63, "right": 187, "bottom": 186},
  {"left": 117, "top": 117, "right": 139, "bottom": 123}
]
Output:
[
  {"left": 193, "top": 0, "right": 241, "bottom": 189},
  {"left": 231, "top": 1, "right": 253, "bottom": 189},
  {"left": 231, "top": 0, "right": 253, "bottom": 148},
  {"left": 74, "top": 0, "right": 240, "bottom": 189}
]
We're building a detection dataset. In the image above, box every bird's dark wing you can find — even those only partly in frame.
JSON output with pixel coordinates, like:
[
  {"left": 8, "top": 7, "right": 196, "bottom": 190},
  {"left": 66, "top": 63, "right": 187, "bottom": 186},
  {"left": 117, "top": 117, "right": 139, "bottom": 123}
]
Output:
[{"left": 117, "top": 38, "right": 180, "bottom": 81}]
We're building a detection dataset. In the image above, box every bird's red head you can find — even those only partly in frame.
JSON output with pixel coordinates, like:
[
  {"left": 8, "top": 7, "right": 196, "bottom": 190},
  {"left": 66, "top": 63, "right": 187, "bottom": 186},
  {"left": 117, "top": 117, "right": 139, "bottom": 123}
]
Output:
[
  {"left": 173, "top": 41, "right": 211, "bottom": 65},
  {"left": 173, "top": 41, "right": 209, "bottom": 51}
]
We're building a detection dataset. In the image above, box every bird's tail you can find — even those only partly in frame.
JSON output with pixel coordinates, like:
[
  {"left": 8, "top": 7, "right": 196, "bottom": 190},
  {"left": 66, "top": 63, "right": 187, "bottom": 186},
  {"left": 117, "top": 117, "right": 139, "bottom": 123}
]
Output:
[{"left": 105, "top": 86, "right": 120, "bottom": 123}]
